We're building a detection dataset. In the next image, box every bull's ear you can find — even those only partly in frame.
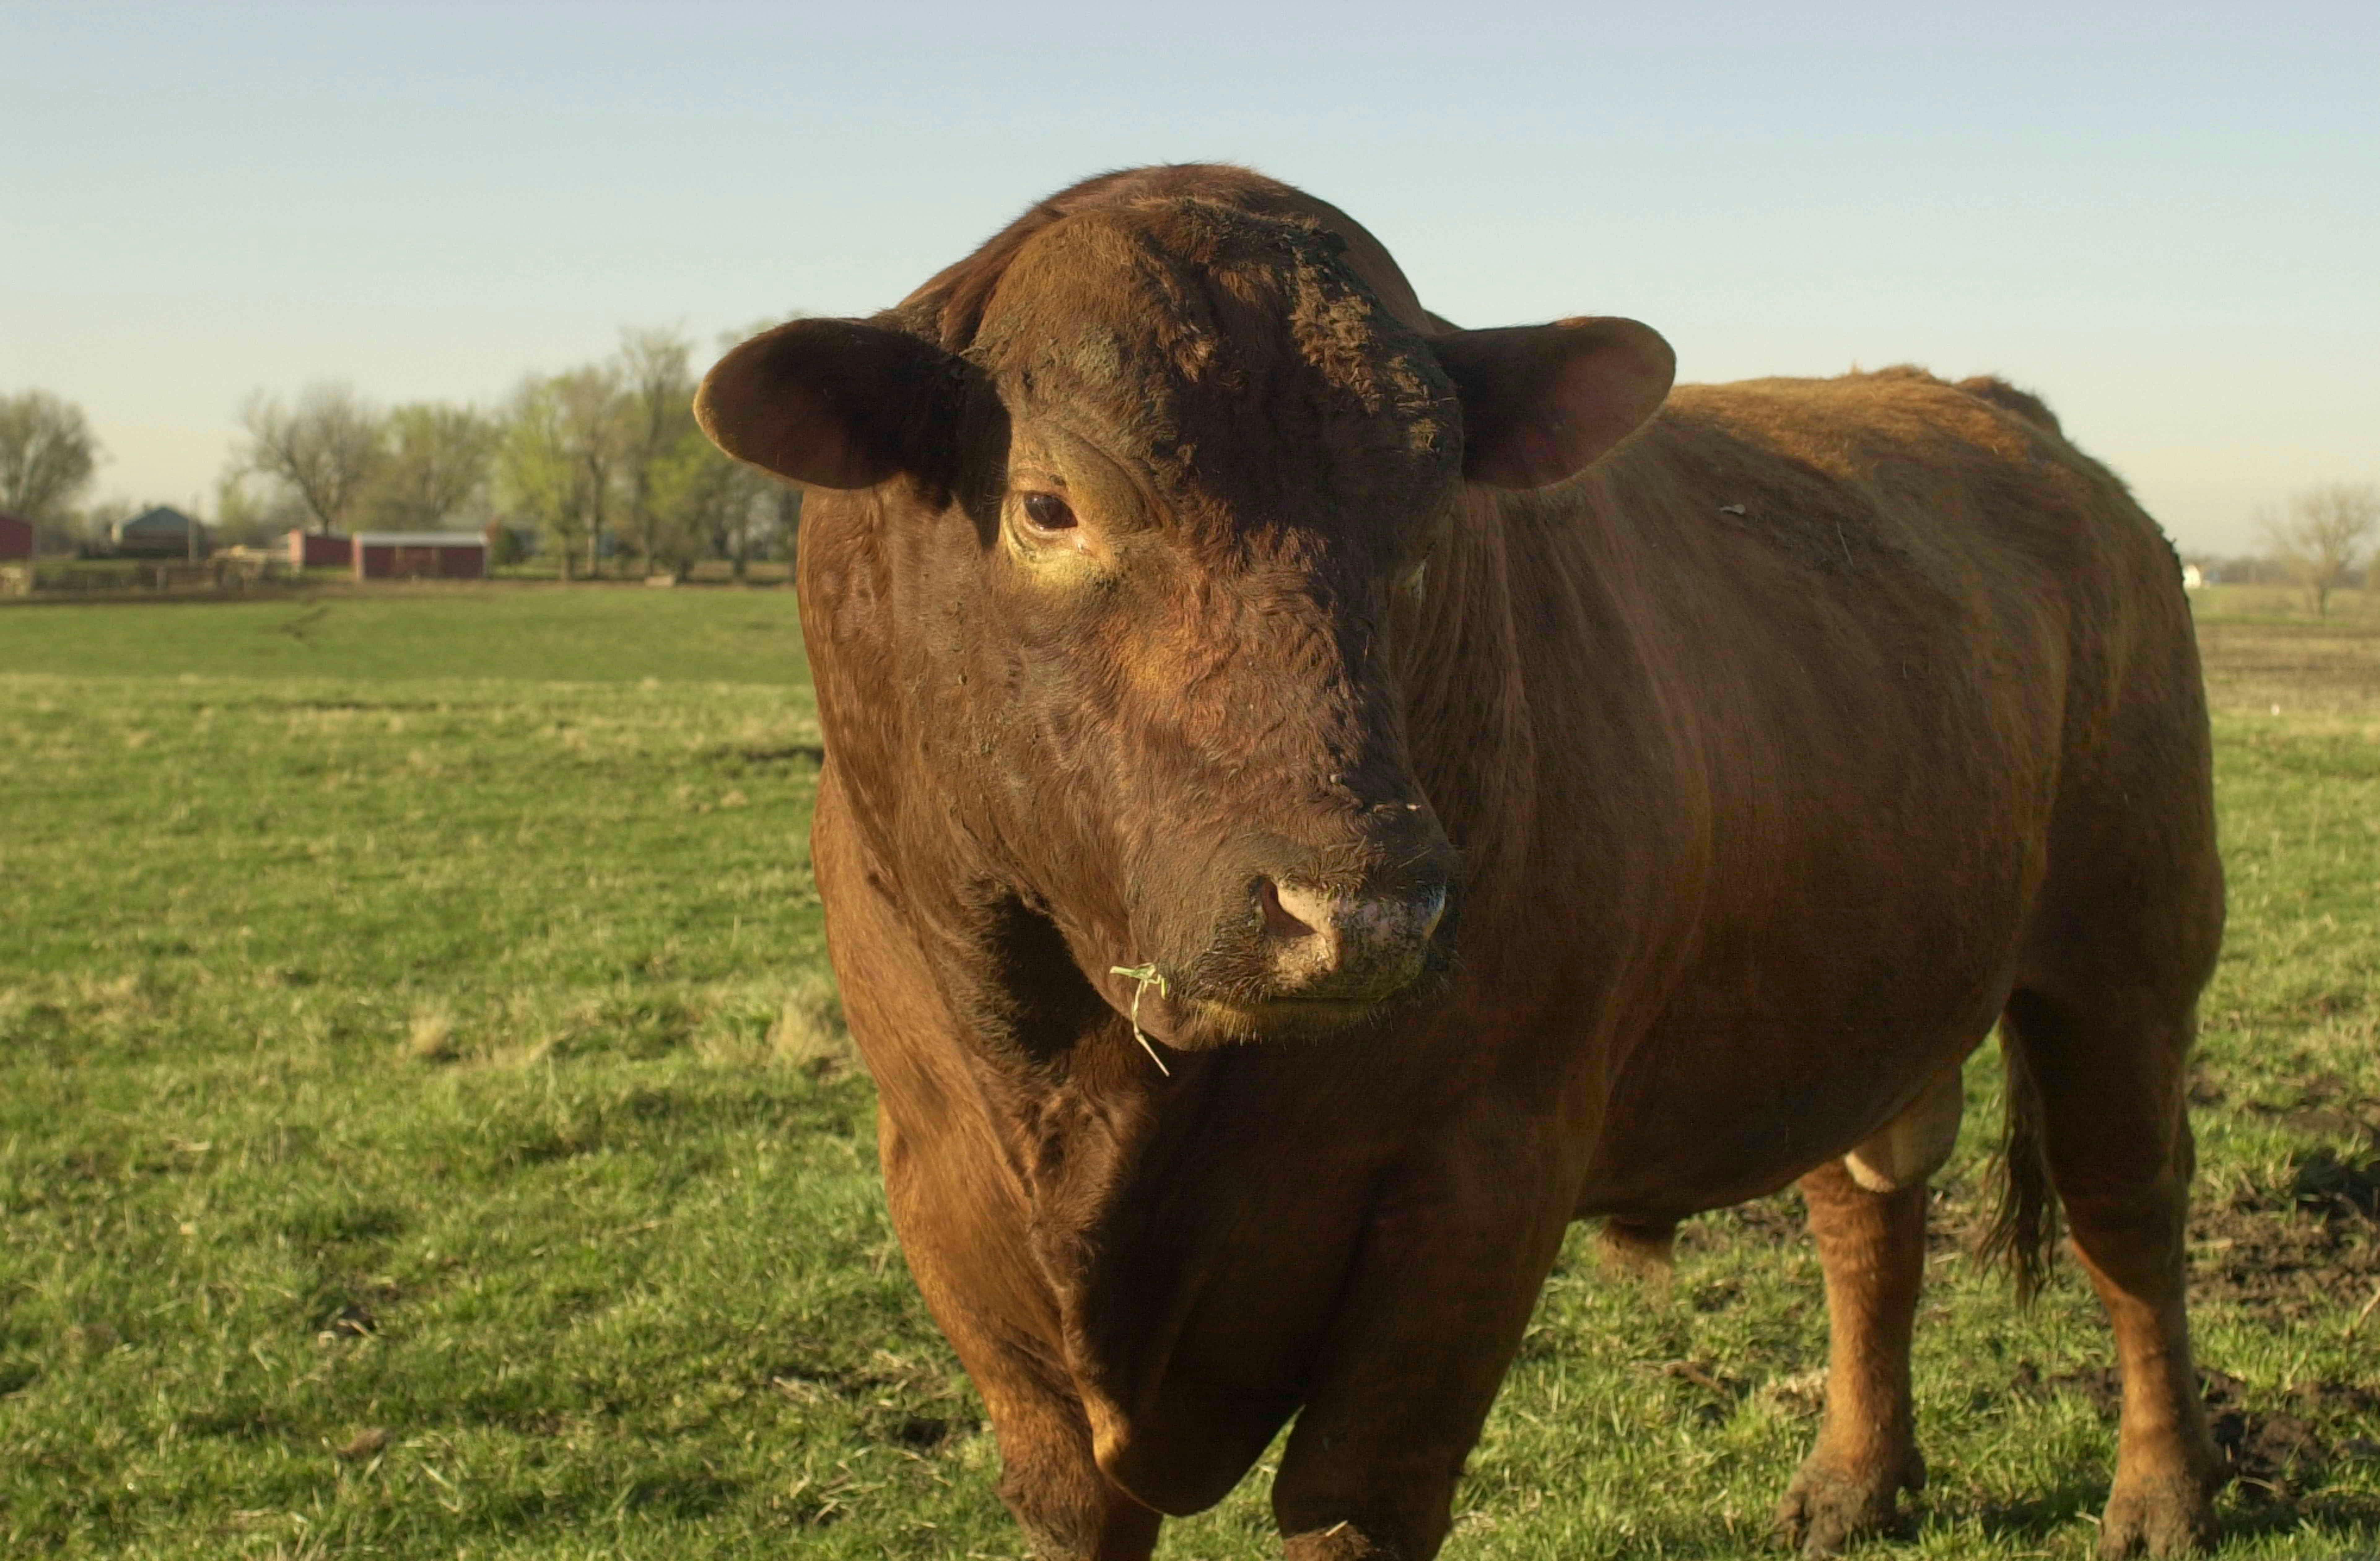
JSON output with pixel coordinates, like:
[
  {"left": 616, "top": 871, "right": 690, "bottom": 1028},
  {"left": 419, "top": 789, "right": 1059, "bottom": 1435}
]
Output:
[
  {"left": 1430, "top": 317, "right": 1675, "bottom": 489},
  {"left": 696, "top": 318, "right": 964, "bottom": 490}
]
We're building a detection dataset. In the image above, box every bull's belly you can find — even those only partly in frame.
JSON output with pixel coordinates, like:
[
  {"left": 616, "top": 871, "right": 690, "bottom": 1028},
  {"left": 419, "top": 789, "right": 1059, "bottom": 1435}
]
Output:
[
  {"left": 1555, "top": 818, "right": 2038, "bottom": 1220},
  {"left": 1571, "top": 976, "right": 2010, "bottom": 1220}
]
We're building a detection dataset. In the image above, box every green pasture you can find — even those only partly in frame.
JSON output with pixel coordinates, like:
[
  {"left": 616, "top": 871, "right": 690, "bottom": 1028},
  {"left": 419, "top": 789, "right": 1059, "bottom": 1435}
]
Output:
[
  {"left": 1, "top": 589, "right": 2373, "bottom": 1559},
  {"left": 0, "top": 585, "right": 808, "bottom": 687}
]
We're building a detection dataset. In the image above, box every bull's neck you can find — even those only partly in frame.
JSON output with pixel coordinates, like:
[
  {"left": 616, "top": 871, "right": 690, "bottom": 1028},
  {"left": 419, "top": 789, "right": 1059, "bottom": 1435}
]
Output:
[
  {"left": 1389, "top": 469, "right": 1701, "bottom": 1007},
  {"left": 1387, "top": 486, "right": 1548, "bottom": 933}
]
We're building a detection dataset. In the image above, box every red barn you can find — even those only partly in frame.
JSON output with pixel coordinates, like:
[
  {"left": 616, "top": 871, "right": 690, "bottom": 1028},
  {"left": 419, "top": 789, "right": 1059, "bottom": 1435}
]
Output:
[
  {"left": 286, "top": 530, "right": 353, "bottom": 568},
  {"left": 0, "top": 511, "right": 32, "bottom": 561},
  {"left": 354, "top": 532, "right": 487, "bottom": 581}
]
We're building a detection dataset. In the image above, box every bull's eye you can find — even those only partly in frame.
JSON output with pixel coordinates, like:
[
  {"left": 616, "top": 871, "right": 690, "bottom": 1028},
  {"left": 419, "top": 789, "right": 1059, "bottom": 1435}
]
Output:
[{"left": 1019, "top": 491, "right": 1077, "bottom": 535}]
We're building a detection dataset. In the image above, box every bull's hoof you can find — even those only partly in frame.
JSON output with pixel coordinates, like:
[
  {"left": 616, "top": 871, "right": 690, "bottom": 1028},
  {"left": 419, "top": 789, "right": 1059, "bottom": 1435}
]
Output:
[
  {"left": 1283, "top": 1521, "right": 1396, "bottom": 1560},
  {"left": 2095, "top": 1473, "right": 2219, "bottom": 1559},
  {"left": 1774, "top": 1446, "right": 1925, "bottom": 1556}
]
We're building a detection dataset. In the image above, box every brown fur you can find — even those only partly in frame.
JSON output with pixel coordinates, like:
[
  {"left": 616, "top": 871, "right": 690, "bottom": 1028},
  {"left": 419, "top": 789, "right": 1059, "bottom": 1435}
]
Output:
[{"left": 702, "top": 167, "right": 2226, "bottom": 1560}]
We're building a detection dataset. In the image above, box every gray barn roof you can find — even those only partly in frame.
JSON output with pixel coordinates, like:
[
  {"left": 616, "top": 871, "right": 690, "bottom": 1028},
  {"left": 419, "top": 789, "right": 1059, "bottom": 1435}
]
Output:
[{"left": 119, "top": 506, "right": 202, "bottom": 534}]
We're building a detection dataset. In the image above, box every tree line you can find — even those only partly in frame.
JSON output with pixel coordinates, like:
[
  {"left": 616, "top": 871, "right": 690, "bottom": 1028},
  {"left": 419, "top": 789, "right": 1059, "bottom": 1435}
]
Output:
[
  {"left": 0, "top": 324, "right": 801, "bottom": 579},
  {"left": 7, "top": 368, "right": 2376, "bottom": 607},
  {"left": 2173, "top": 484, "right": 2378, "bottom": 617}
]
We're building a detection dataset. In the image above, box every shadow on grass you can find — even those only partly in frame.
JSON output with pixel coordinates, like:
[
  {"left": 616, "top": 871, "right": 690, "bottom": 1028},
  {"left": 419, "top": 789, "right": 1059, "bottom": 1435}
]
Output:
[
  {"left": 181, "top": 1398, "right": 302, "bottom": 1441},
  {"left": 2290, "top": 1144, "right": 2380, "bottom": 1220},
  {"left": 620, "top": 1468, "right": 745, "bottom": 1520},
  {"left": 1946, "top": 1470, "right": 2380, "bottom": 1553},
  {"left": 475, "top": 1077, "right": 869, "bottom": 1175},
  {"left": 283, "top": 1198, "right": 409, "bottom": 1246},
  {"left": 1950, "top": 1473, "right": 2106, "bottom": 1546},
  {"left": 2221, "top": 1485, "right": 2380, "bottom": 1544},
  {"left": 715, "top": 743, "right": 823, "bottom": 766}
]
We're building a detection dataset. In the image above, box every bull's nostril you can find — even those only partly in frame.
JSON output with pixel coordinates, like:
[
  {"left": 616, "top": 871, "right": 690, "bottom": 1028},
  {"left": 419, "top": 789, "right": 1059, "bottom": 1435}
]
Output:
[
  {"left": 1416, "top": 884, "right": 1449, "bottom": 942},
  {"left": 1258, "top": 878, "right": 1320, "bottom": 941}
]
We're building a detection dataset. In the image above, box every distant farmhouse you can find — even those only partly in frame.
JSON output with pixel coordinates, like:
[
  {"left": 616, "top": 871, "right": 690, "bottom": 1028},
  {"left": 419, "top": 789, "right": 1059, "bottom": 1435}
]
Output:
[
  {"left": 0, "top": 511, "right": 31, "bottom": 562},
  {"left": 113, "top": 506, "right": 209, "bottom": 559}
]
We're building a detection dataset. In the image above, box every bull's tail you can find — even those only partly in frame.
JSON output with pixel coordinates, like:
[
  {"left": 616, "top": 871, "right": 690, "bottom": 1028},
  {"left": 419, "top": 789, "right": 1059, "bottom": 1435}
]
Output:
[{"left": 1979, "top": 1022, "right": 2062, "bottom": 1304}]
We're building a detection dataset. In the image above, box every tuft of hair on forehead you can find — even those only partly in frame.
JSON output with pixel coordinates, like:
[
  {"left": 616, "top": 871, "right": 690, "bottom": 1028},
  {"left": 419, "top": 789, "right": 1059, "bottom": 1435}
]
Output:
[
  {"left": 898, "top": 164, "right": 1315, "bottom": 353},
  {"left": 883, "top": 165, "right": 1460, "bottom": 513},
  {"left": 966, "top": 198, "right": 1451, "bottom": 457}
]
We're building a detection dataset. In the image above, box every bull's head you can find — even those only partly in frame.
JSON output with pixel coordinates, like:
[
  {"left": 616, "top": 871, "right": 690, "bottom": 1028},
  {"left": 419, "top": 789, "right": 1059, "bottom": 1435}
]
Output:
[{"left": 698, "top": 196, "right": 1670, "bottom": 1053}]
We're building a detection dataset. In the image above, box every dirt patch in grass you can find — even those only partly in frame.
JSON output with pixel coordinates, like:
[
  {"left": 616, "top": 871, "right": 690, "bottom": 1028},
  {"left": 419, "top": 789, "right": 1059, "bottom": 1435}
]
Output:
[
  {"left": 2011, "top": 1363, "right": 2380, "bottom": 1504},
  {"left": 2196, "top": 613, "right": 2380, "bottom": 717},
  {"left": 2191, "top": 1122, "right": 2380, "bottom": 1319}
]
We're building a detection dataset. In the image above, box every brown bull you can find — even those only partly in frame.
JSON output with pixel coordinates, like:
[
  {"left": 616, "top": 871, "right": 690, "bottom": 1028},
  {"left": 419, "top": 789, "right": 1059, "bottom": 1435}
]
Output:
[{"left": 698, "top": 165, "right": 2225, "bottom": 1560}]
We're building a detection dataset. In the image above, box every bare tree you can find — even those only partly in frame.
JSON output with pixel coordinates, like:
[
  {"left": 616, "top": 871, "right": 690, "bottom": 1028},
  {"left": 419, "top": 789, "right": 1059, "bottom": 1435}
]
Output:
[
  {"left": 0, "top": 390, "right": 103, "bottom": 533},
  {"left": 364, "top": 403, "right": 498, "bottom": 530},
  {"left": 2258, "top": 482, "right": 2378, "bottom": 617},
  {"left": 240, "top": 383, "right": 386, "bottom": 535},
  {"left": 497, "top": 370, "right": 626, "bottom": 580},
  {"left": 552, "top": 367, "right": 628, "bottom": 577},
  {"left": 617, "top": 328, "right": 699, "bottom": 574},
  {"left": 498, "top": 376, "right": 581, "bottom": 580},
  {"left": 212, "top": 470, "right": 312, "bottom": 548},
  {"left": 651, "top": 429, "right": 770, "bottom": 579}
]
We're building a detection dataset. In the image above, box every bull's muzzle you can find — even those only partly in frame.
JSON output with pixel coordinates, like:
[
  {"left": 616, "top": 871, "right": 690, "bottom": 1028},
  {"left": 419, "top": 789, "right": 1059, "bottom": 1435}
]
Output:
[{"left": 1253, "top": 873, "right": 1450, "bottom": 1004}]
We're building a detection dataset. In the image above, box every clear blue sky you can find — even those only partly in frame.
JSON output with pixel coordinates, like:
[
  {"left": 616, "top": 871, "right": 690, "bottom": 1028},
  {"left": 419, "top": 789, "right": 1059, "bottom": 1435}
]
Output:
[{"left": 7, "top": 0, "right": 2374, "bottom": 552}]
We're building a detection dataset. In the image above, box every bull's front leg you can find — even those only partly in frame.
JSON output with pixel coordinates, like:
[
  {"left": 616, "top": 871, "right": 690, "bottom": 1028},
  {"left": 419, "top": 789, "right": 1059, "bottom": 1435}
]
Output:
[
  {"left": 885, "top": 1178, "right": 1162, "bottom": 1559},
  {"left": 981, "top": 1369, "right": 1163, "bottom": 1561},
  {"left": 898, "top": 1227, "right": 1163, "bottom": 1560},
  {"left": 1268, "top": 1154, "right": 1574, "bottom": 1560}
]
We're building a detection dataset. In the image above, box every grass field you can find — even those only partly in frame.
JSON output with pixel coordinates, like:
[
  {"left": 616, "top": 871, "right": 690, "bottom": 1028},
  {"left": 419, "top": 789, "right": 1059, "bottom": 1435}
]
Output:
[{"left": 2, "top": 587, "right": 2374, "bottom": 1560}]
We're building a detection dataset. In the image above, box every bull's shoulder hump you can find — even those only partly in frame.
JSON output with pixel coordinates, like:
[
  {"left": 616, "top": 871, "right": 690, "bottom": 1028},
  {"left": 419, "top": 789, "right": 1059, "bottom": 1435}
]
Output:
[
  {"left": 1662, "top": 367, "right": 2007, "bottom": 421},
  {"left": 1653, "top": 369, "right": 2057, "bottom": 469}
]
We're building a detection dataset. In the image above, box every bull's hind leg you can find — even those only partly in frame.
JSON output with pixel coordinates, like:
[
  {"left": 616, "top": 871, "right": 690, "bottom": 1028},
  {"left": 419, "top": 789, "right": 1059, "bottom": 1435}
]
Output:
[
  {"left": 1776, "top": 1062, "right": 1960, "bottom": 1555},
  {"left": 2000, "top": 987, "right": 2221, "bottom": 1558}
]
